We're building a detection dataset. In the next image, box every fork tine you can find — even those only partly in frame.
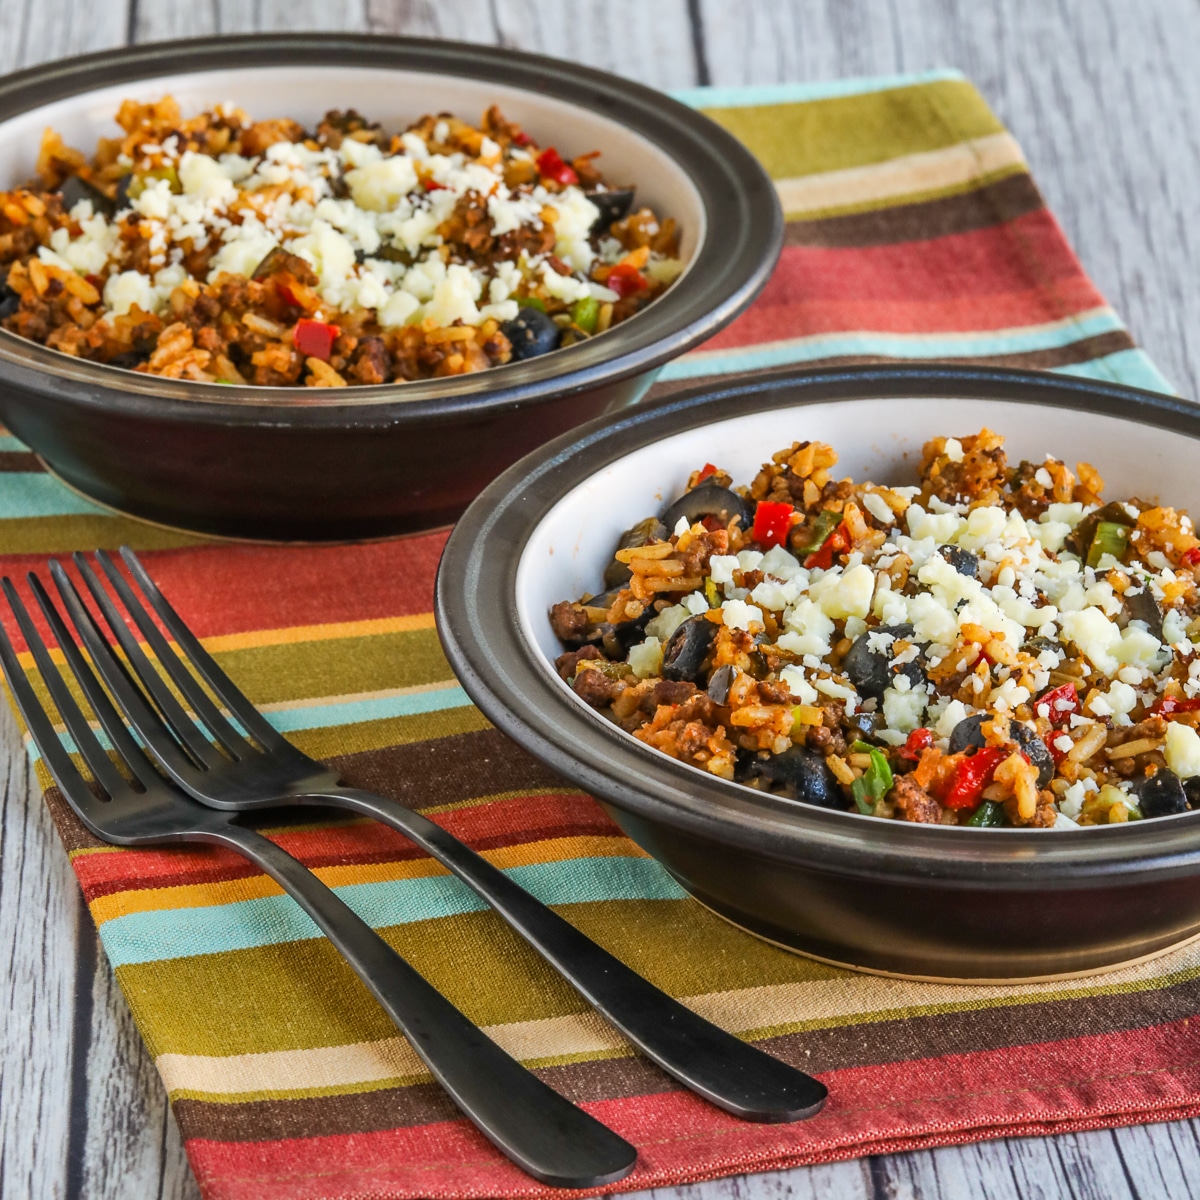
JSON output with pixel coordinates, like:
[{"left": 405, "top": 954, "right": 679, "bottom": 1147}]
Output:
[
  {"left": 2, "top": 575, "right": 141, "bottom": 801},
  {"left": 88, "top": 550, "right": 254, "bottom": 758},
  {"left": 62, "top": 555, "right": 235, "bottom": 768},
  {"left": 0, "top": 585, "right": 109, "bottom": 823},
  {"left": 116, "top": 546, "right": 291, "bottom": 754},
  {"left": 22, "top": 573, "right": 176, "bottom": 797},
  {"left": 48, "top": 561, "right": 202, "bottom": 783}
]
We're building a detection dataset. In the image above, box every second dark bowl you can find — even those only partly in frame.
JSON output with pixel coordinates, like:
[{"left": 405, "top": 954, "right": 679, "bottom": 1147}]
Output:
[
  {"left": 0, "top": 36, "right": 780, "bottom": 540},
  {"left": 438, "top": 365, "right": 1200, "bottom": 982}
]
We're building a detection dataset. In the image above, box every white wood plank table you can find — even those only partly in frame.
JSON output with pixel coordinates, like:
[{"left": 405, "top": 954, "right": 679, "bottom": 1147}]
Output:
[{"left": 3, "top": 2, "right": 1200, "bottom": 1196}]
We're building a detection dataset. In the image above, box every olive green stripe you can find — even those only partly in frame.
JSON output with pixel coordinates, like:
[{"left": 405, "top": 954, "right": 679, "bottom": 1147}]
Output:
[
  {"left": 115, "top": 899, "right": 839, "bottom": 1058},
  {"left": 701, "top": 78, "right": 1006, "bottom": 180},
  {"left": 212, "top": 627, "right": 452, "bottom": 707},
  {"left": 0, "top": 512, "right": 208, "bottom": 553}
]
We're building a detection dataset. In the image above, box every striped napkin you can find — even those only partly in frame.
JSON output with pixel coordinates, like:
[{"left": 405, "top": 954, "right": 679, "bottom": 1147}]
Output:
[{"left": 4, "top": 70, "right": 1192, "bottom": 1200}]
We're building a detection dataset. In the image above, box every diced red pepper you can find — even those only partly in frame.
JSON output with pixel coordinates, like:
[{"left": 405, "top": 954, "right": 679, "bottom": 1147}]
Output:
[
  {"left": 804, "top": 521, "right": 851, "bottom": 570},
  {"left": 424, "top": 179, "right": 447, "bottom": 192},
  {"left": 943, "top": 746, "right": 1008, "bottom": 810},
  {"left": 1153, "top": 695, "right": 1200, "bottom": 717},
  {"left": 700, "top": 515, "right": 724, "bottom": 533},
  {"left": 898, "top": 728, "right": 934, "bottom": 760},
  {"left": 535, "top": 146, "right": 579, "bottom": 186},
  {"left": 512, "top": 129, "right": 532, "bottom": 147},
  {"left": 277, "top": 282, "right": 300, "bottom": 308},
  {"left": 1045, "top": 732, "right": 1069, "bottom": 764},
  {"left": 752, "top": 500, "right": 794, "bottom": 549},
  {"left": 697, "top": 462, "right": 719, "bottom": 482},
  {"left": 1035, "top": 682, "right": 1080, "bottom": 728},
  {"left": 1182, "top": 547, "right": 1200, "bottom": 568},
  {"left": 606, "top": 262, "right": 647, "bottom": 298},
  {"left": 293, "top": 318, "right": 339, "bottom": 361}
]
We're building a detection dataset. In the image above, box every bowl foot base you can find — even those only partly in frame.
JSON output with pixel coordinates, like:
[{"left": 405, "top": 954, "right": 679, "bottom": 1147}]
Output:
[{"left": 684, "top": 885, "right": 1200, "bottom": 986}]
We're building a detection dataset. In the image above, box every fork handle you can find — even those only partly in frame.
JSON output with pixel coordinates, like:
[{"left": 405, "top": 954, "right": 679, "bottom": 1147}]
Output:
[
  {"left": 312, "top": 789, "right": 827, "bottom": 1123},
  {"left": 205, "top": 822, "right": 636, "bottom": 1188}
]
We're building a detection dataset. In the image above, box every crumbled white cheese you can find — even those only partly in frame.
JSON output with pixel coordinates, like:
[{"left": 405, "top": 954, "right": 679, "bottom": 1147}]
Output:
[
  {"left": 628, "top": 638, "right": 663, "bottom": 679},
  {"left": 862, "top": 493, "right": 895, "bottom": 525},
  {"left": 708, "top": 555, "right": 739, "bottom": 586},
  {"left": 935, "top": 699, "right": 969, "bottom": 739},
  {"left": 344, "top": 154, "right": 418, "bottom": 212},
  {"left": 645, "top": 604, "right": 690, "bottom": 641},
  {"left": 421, "top": 263, "right": 483, "bottom": 327},
  {"left": 779, "top": 665, "right": 818, "bottom": 705},
  {"left": 722, "top": 600, "right": 764, "bottom": 631},
  {"left": 882, "top": 683, "right": 926, "bottom": 732},
  {"left": 1166, "top": 722, "right": 1200, "bottom": 779},
  {"left": 103, "top": 269, "right": 158, "bottom": 316},
  {"left": 810, "top": 563, "right": 875, "bottom": 621}
]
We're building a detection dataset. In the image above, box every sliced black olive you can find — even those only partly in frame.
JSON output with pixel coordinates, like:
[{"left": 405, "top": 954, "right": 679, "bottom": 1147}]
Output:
[
  {"left": 739, "top": 746, "right": 843, "bottom": 809},
  {"left": 603, "top": 516, "right": 669, "bottom": 590},
  {"left": 707, "top": 664, "right": 737, "bottom": 706},
  {"left": 500, "top": 307, "right": 561, "bottom": 360},
  {"left": 1184, "top": 777, "right": 1200, "bottom": 811},
  {"left": 661, "top": 481, "right": 754, "bottom": 532},
  {"left": 586, "top": 187, "right": 635, "bottom": 235},
  {"left": 938, "top": 545, "right": 978, "bottom": 578},
  {"left": 251, "top": 246, "right": 289, "bottom": 280},
  {"left": 950, "top": 715, "right": 1054, "bottom": 787},
  {"left": 58, "top": 174, "right": 116, "bottom": 218},
  {"left": 1138, "top": 769, "right": 1190, "bottom": 818},
  {"left": 368, "top": 244, "right": 412, "bottom": 265},
  {"left": 846, "top": 711, "right": 884, "bottom": 742},
  {"left": 1064, "top": 500, "right": 1136, "bottom": 559},
  {"left": 0, "top": 270, "right": 18, "bottom": 320},
  {"left": 1124, "top": 584, "right": 1163, "bottom": 638},
  {"left": 603, "top": 611, "right": 653, "bottom": 657},
  {"left": 1024, "top": 635, "right": 1059, "bottom": 657},
  {"left": 948, "top": 713, "right": 988, "bottom": 753},
  {"left": 1011, "top": 721, "right": 1055, "bottom": 788},
  {"left": 114, "top": 172, "right": 133, "bottom": 211},
  {"left": 661, "top": 615, "right": 717, "bottom": 683},
  {"left": 843, "top": 623, "right": 923, "bottom": 699},
  {"left": 104, "top": 350, "right": 145, "bottom": 370}
]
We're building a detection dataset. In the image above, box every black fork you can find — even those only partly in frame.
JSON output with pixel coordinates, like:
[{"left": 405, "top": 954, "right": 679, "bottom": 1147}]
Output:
[
  {"left": 0, "top": 574, "right": 637, "bottom": 1189},
  {"left": 50, "top": 547, "right": 826, "bottom": 1124}
]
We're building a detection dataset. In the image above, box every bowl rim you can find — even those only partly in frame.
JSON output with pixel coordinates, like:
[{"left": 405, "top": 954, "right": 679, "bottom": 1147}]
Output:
[
  {"left": 437, "top": 363, "right": 1200, "bottom": 887},
  {"left": 0, "top": 33, "right": 782, "bottom": 423}
]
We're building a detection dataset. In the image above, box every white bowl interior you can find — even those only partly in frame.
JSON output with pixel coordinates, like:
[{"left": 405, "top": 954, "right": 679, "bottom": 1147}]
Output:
[
  {"left": 0, "top": 64, "right": 704, "bottom": 261},
  {"left": 516, "top": 396, "right": 1195, "bottom": 672}
]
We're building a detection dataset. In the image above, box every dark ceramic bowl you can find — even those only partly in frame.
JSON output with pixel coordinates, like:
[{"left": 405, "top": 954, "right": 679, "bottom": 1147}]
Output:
[
  {"left": 0, "top": 36, "right": 781, "bottom": 541},
  {"left": 437, "top": 364, "right": 1200, "bottom": 982}
]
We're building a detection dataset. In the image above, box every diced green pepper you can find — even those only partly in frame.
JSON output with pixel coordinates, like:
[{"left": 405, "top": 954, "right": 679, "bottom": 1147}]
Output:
[
  {"left": 850, "top": 741, "right": 893, "bottom": 815},
  {"left": 966, "top": 800, "right": 1006, "bottom": 827},
  {"left": 126, "top": 165, "right": 181, "bottom": 199},
  {"left": 704, "top": 578, "right": 720, "bottom": 607},
  {"left": 571, "top": 296, "right": 600, "bottom": 334},
  {"left": 515, "top": 295, "right": 546, "bottom": 311},
  {"left": 797, "top": 509, "right": 840, "bottom": 555},
  {"left": 1087, "top": 520, "right": 1131, "bottom": 568}
]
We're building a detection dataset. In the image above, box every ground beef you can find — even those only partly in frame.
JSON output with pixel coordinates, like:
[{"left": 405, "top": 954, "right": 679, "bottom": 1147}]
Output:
[
  {"left": 549, "top": 601, "right": 591, "bottom": 645},
  {"left": 572, "top": 666, "right": 621, "bottom": 707},
  {"left": 555, "top": 644, "right": 604, "bottom": 681},
  {"left": 891, "top": 775, "right": 943, "bottom": 823},
  {"left": 348, "top": 337, "right": 390, "bottom": 385}
]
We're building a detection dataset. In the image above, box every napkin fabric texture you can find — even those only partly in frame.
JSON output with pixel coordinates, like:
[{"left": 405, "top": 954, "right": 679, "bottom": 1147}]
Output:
[{"left": 3, "top": 70, "right": 1190, "bottom": 1200}]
